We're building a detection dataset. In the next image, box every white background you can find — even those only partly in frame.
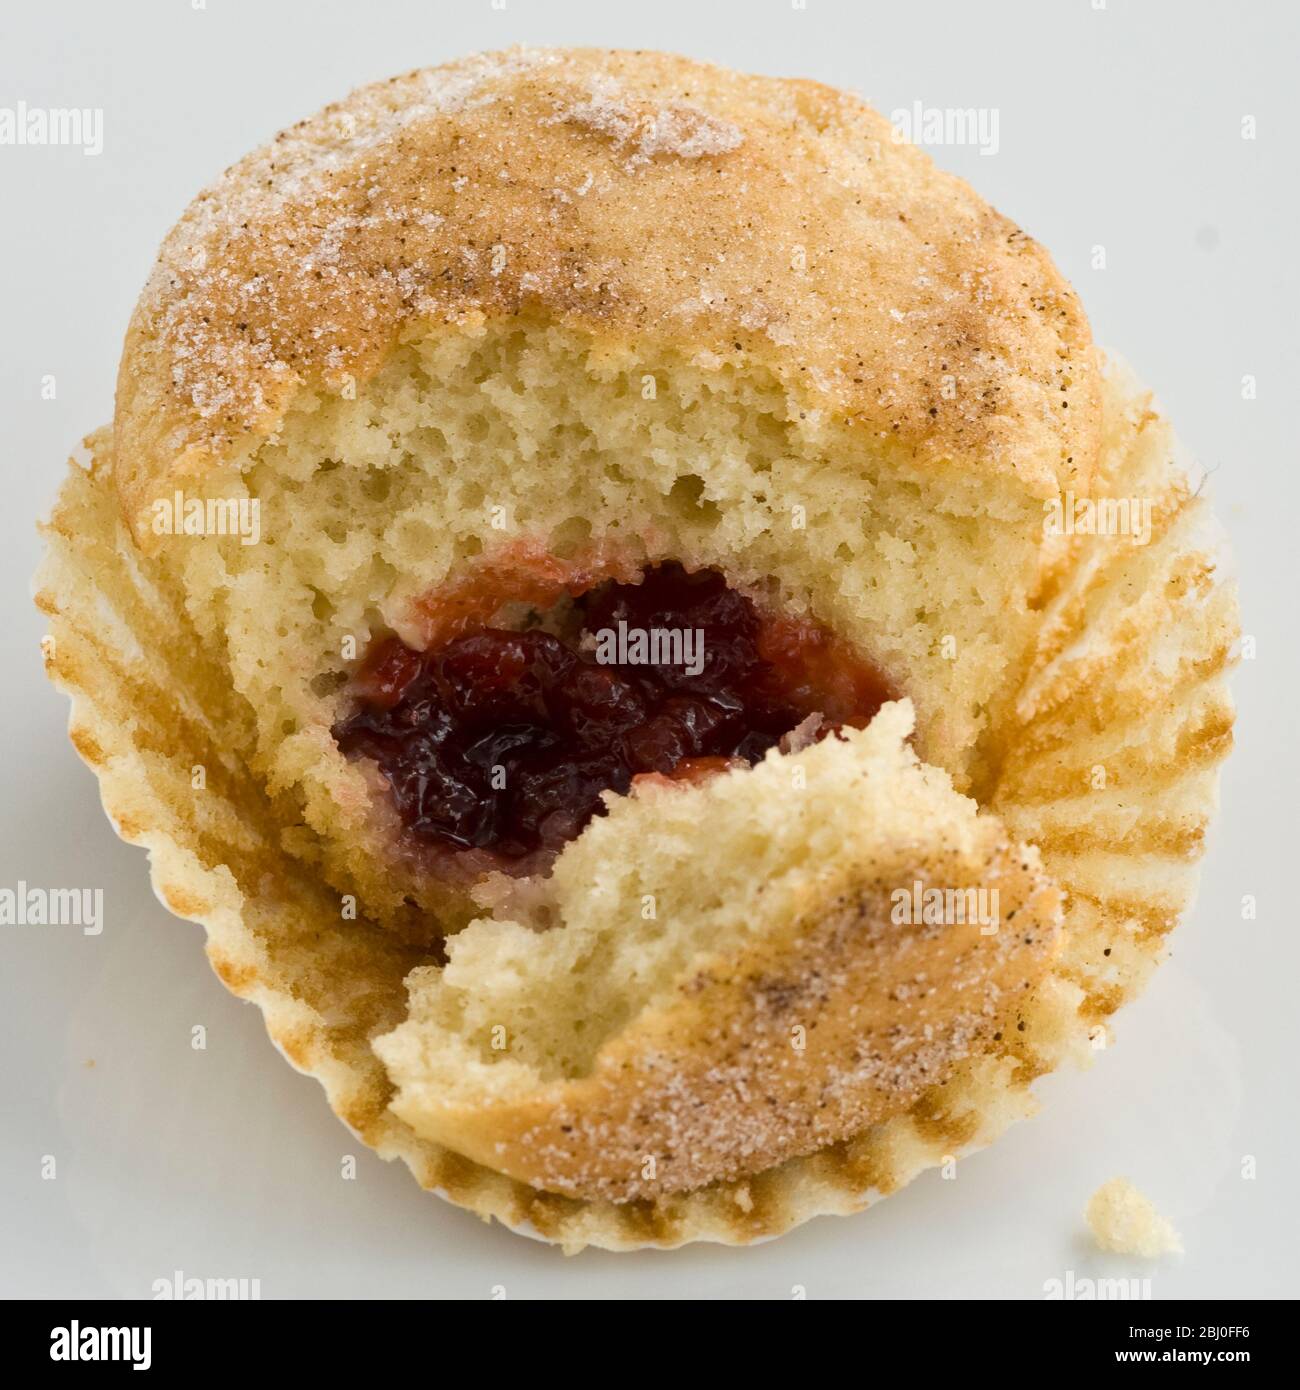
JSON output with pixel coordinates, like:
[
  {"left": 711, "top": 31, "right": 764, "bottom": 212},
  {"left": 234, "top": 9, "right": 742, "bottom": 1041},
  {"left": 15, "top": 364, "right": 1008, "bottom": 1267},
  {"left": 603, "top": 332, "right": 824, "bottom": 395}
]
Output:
[{"left": 1, "top": 0, "right": 1295, "bottom": 1299}]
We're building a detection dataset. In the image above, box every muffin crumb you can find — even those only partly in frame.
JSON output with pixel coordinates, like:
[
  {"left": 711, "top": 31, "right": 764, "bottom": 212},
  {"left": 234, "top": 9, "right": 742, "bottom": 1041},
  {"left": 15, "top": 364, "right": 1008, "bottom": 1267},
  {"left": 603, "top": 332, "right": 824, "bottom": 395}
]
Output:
[{"left": 1086, "top": 1178, "right": 1182, "bottom": 1258}]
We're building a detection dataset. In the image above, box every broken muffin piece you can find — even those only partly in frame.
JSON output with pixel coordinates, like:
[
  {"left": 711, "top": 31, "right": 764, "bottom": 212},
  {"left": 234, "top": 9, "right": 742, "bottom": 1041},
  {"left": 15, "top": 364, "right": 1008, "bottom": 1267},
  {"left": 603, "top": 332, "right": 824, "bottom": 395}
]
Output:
[{"left": 376, "top": 702, "right": 1062, "bottom": 1200}]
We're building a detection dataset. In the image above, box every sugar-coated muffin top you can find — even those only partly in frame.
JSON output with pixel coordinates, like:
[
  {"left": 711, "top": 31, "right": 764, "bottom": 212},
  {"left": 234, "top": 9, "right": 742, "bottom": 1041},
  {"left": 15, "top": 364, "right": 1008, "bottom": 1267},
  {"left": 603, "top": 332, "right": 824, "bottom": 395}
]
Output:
[{"left": 114, "top": 47, "right": 1099, "bottom": 533}]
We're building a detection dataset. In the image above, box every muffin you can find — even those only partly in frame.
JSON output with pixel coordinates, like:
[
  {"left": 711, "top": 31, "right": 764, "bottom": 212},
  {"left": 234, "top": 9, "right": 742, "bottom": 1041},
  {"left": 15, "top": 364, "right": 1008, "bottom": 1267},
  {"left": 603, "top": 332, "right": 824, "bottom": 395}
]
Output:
[{"left": 36, "top": 48, "right": 1236, "bottom": 1249}]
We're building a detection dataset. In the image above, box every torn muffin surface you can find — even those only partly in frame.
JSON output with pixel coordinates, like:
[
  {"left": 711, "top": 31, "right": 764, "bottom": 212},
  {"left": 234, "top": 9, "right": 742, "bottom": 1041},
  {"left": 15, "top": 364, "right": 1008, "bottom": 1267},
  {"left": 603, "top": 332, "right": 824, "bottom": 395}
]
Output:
[
  {"left": 376, "top": 703, "right": 1063, "bottom": 1200},
  {"left": 36, "top": 48, "right": 1237, "bottom": 1248}
]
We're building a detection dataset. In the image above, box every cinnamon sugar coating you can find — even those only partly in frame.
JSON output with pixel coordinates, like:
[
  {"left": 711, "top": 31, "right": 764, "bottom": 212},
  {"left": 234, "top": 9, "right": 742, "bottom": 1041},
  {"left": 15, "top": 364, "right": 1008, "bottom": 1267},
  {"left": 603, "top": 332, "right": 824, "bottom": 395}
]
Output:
[{"left": 115, "top": 47, "right": 1098, "bottom": 534}]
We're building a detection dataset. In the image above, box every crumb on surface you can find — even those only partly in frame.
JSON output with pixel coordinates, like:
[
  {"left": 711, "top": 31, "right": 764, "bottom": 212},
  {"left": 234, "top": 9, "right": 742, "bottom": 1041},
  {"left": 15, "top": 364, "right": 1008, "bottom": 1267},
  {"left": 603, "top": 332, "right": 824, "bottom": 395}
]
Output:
[{"left": 1085, "top": 1178, "right": 1182, "bottom": 1259}]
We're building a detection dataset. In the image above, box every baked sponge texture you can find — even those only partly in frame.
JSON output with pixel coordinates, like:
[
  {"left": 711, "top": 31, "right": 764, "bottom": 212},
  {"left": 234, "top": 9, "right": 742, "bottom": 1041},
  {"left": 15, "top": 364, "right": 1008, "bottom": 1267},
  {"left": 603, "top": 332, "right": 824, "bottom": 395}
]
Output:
[
  {"left": 35, "top": 49, "right": 1237, "bottom": 1249},
  {"left": 36, "top": 348, "right": 1235, "bottom": 1251},
  {"left": 377, "top": 703, "right": 1060, "bottom": 1201},
  {"left": 137, "top": 319, "right": 1082, "bottom": 938},
  {"left": 104, "top": 47, "right": 1106, "bottom": 934}
]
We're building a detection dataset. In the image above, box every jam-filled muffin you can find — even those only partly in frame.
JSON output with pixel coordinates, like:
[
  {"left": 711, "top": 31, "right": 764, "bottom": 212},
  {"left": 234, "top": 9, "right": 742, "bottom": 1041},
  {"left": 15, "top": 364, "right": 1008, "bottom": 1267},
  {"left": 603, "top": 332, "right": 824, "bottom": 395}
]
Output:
[{"left": 37, "top": 48, "right": 1236, "bottom": 1248}]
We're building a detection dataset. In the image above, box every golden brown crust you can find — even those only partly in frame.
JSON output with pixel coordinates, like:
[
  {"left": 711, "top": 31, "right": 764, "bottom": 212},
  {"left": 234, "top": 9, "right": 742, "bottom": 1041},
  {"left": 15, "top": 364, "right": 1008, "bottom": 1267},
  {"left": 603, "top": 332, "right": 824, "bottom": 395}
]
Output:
[
  {"left": 387, "top": 848, "right": 1060, "bottom": 1202},
  {"left": 114, "top": 47, "right": 1098, "bottom": 538}
]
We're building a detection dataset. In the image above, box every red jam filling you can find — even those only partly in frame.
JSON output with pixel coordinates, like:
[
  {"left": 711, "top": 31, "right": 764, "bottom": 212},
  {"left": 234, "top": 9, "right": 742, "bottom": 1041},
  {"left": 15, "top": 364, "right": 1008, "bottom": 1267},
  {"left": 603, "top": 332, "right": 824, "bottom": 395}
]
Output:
[{"left": 333, "top": 562, "right": 891, "bottom": 864}]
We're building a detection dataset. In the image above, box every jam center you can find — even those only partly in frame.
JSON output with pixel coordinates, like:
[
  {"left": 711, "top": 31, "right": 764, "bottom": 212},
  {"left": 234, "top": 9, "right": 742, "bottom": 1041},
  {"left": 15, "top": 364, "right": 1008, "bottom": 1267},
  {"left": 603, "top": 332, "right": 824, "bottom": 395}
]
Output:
[{"left": 333, "top": 562, "right": 891, "bottom": 864}]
